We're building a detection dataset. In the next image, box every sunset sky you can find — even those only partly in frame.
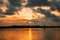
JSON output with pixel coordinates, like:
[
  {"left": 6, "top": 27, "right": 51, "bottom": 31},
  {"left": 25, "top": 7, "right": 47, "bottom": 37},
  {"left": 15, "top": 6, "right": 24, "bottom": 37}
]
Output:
[{"left": 0, "top": 0, "right": 60, "bottom": 26}]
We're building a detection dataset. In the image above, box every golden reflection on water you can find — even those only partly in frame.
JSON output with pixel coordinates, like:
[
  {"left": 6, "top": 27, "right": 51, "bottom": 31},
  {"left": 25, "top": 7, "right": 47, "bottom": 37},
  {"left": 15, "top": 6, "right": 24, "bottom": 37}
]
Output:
[
  {"left": 0, "top": 28, "right": 44, "bottom": 40},
  {"left": 29, "top": 28, "right": 32, "bottom": 40}
]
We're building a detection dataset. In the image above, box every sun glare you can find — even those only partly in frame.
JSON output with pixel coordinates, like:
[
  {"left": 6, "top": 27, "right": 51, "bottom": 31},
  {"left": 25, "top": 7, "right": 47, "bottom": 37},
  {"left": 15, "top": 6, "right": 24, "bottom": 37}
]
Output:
[{"left": 29, "top": 28, "right": 32, "bottom": 40}]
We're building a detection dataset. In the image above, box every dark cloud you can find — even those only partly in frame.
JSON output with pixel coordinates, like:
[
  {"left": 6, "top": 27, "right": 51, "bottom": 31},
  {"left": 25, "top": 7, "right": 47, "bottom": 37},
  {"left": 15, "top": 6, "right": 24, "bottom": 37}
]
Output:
[
  {"left": 26, "top": 0, "right": 49, "bottom": 7},
  {"left": 5, "top": 10, "right": 15, "bottom": 15},
  {"left": 5, "top": 6, "right": 17, "bottom": 15},
  {"left": 0, "top": 1, "right": 3, "bottom": 4},
  {"left": 36, "top": 8, "right": 60, "bottom": 22},
  {"left": 55, "top": 4, "right": 60, "bottom": 12},
  {"left": 0, "top": 9, "right": 2, "bottom": 14},
  {"left": 0, "top": 9, "right": 6, "bottom": 18},
  {"left": 0, "top": 0, "right": 21, "bottom": 15},
  {"left": 49, "top": 1, "right": 60, "bottom": 12},
  {"left": 8, "top": 0, "right": 21, "bottom": 7},
  {"left": 7, "top": 5, "right": 17, "bottom": 11},
  {"left": 4, "top": 0, "right": 22, "bottom": 15}
]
